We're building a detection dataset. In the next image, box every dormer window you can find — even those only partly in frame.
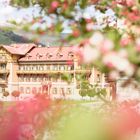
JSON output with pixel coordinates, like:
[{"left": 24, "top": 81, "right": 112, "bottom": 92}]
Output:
[
  {"left": 46, "top": 53, "right": 52, "bottom": 59},
  {"left": 26, "top": 53, "right": 32, "bottom": 60},
  {"left": 36, "top": 53, "right": 43, "bottom": 59},
  {"left": 57, "top": 52, "right": 63, "bottom": 58},
  {"left": 68, "top": 52, "right": 74, "bottom": 58},
  {"left": 49, "top": 53, "right": 52, "bottom": 57}
]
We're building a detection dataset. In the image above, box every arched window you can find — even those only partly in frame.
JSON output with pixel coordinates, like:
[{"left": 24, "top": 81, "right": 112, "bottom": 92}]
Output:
[
  {"left": 20, "top": 87, "right": 24, "bottom": 93},
  {"left": 67, "top": 88, "right": 71, "bottom": 95},
  {"left": 52, "top": 88, "right": 57, "bottom": 94},
  {"left": 26, "top": 87, "right": 30, "bottom": 94},
  {"left": 32, "top": 87, "right": 37, "bottom": 94}
]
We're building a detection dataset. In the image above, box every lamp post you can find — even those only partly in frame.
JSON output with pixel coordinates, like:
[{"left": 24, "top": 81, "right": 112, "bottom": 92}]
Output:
[{"left": 73, "top": 58, "right": 77, "bottom": 96}]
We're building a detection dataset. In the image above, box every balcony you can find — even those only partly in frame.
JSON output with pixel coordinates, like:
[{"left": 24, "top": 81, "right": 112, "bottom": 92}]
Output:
[
  {"left": 0, "top": 60, "right": 6, "bottom": 64},
  {"left": 0, "top": 79, "right": 7, "bottom": 85},
  {"left": 17, "top": 70, "right": 74, "bottom": 74},
  {"left": 0, "top": 69, "right": 9, "bottom": 74},
  {"left": 17, "top": 69, "right": 91, "bottom": 74},
  {"left": 75, "top": 69, "right": 91, "bottom": 73}
]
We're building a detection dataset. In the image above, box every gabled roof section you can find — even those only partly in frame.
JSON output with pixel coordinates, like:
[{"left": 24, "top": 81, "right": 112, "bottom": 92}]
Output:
[
  {"left": 19, "top": 47, "right": 74, "bottom": 62},
  {"left": 1, "top": 43, "right": 36, "bottom": 55}
]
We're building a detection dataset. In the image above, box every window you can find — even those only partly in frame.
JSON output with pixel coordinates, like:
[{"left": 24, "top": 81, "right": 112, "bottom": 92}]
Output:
[
  {"left": 50, "top": 65, "right": 54, "bottom": 70},
  {"left": 60, "top": 88, "right": 65, "bottom": 96},
  {"left": 54, "top": 65, "right": 58, "bottom": 70},
  {"left": 48, "top": 53, "right": 53, "bottom": 58},
  {"left": 26, "top": 76, "right": 30, "bottom": 82},
  {"left": 25, "top": 66, "right": 28, "bottom": 71},
  {"left": 38, "top": 87, "right": 42, "bottom": 93},
  {"left": 36, "top": 53, "right": 43, "bottom": 60},
  {"left": 56, "top": 53, "right": 63, "bottom": 58},
  {"left": 26, "top": 87, "right": 30, "bottom": 94},
  {"left": 68, "top": 66, "right": 72, "bottom": 70},
  {"left": 68, "top": 52, "right": 74, "bottom": 58},
  {"left": 0, "top": 64, "right": 6, "bottom": 70},
  {"left": 22, "top": 66, "right": 24, "bottom": 70},
  {"left": 20, "top": 65, "right": 25, "bottom": 71},
  {"left": 43, "top": 75, "right": 48, "bottom": 82},
  {"left": 2, "top": 88, "right": 5, "bottom": 93},
  {"left": 39, "top": 65, "right": 44, "bottom": 70},
  {"left": 19, "top": 76, "right": 24, "bottom": 82},
  {"left": 20, "top": 87, "right": 24, "bottom": 93},
  {"left": 97, "top": 74, "right": 100, "bottom": 83},
  {"left": 27, "top": 55, "right": 32, "bottom": 60},
  {"left": 48, "top": 75, "right": 51, "bottom": 81},
  {"left": 32, "top": 87, "right": 37, "bottom": 94},
  {"left": 31, "top": 66, "right": 34, "bottom": 70},
  {"left": 67, "top": 88, "right": 71, "bottom": 95},
  {"left": 37, "top": 76, "right": 40, "bottom": 82},
  {"left": 19, "top": 66, "right": 21, "bottom": 70},
  {"left": 38, "top": 76, "right": 43, "bottom": 82},
  {"left": 52, "top": 88, "right": 57, "bottom": 94},
  {"left": 60, "top": 65, "right": 65, "bottom": 71},
  {"left": 32, "top": 75, "right": 37, "bottom": 82},
  {"left": 29, "top": 65, "right": 32, "bottom": 71},
  {"left": 0, "top": 55, "right": 6, "bottom": 61},
  {"left": 46, "top": 53, "right": 52, "bottom": 59},
  {"left": 36, "top": 65, "right": 39, "bottom": 71}
]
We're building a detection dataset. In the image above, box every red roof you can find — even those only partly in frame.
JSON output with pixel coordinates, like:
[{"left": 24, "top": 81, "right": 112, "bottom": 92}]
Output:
[
  {"left": 18, "top": 47, "right": 74, "bottom": 62},
  {"left": 2, "top": 44, "right": 36, "bottom": 55}
]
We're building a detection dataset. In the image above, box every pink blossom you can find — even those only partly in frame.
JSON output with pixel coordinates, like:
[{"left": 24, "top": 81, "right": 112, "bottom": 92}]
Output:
[
  {"left": 86, "top": 22, "right": 94, "bottom": 31},
  {"left": 67, "top": 60, "right": 73, "bottom": 65},
  {"left": 128, "top": 13, "right": 139, "bottom": 21},
  {"left": 116, "top": 0, "right": 135, "bottom": 6},
  {"left": 72, "top": 45, "right": 83, "bottom": 61},
  {"left": 83, "top": 45, "right": 100, "bottom": 63},
  {"left": 120, "top": 37, "right": 131, "bottom": 46},
  {"left": 103, "top": 52, "right": 131, "bottom": 72},
  {"left": 103, "top": 52, "right": 116, "bottom": 68},
  {"left": 100, "top": 39, "right": 114, "bottom": 53},
  {"left": 89, "top": 32, "right": 104, "bottom": 46},
  {"left": 125, "top": 64, "right": 134, "bottom": 76},
  {"left": 109, "top": 71, "right": 119, "bottom": 80},
  {"left": 20, "top": 124, "right": 35, "bottom": 139},
  {"left": 51, "top": 1, "right": 59, "bottom": 9},
  {"left": 136, "top": 46, "right": 140, "bottom": 52},
  {"left": 118, "top": 49, "right": 128, "bottom": 58},
  {"left": 72, "top": 29, "right": 80, "bottom": 37},
  {"left": 136, "top": 38, "right": 140, "bottom": 52},
  {"left": 126, "top": 0, "right": 135, "bottom": 7}
]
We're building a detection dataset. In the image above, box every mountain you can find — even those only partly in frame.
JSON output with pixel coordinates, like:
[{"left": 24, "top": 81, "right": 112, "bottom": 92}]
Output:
[
  {"left": 0, "top": 29, "right": 70, "bottom": 47},
  {"left": 0, "top": 29, "right": 31, "bottom": 45}
]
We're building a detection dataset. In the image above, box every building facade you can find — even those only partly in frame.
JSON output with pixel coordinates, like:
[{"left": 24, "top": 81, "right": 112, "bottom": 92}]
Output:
[{"left": 0, "top": 44, "right": 114, "bottom": 99}]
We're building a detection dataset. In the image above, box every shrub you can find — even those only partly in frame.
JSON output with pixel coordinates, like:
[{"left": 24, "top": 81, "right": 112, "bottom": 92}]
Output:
[
  {"left": 87, "top": 89, "right": 96, "bottom": 99},
  {"left": 3, "top": 91, "right": 9, "bottom": 97},
  {"left": 79, "top": 89, "right": 87, "bottom": 98},
  {"left": 11, "top": 90, "right": 20, "bottom": 97}
]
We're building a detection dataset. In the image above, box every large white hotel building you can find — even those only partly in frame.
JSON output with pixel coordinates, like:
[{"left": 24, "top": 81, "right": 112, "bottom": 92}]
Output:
[{"left": 0, "top": 44, "right": 116, "bottom": 99}]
